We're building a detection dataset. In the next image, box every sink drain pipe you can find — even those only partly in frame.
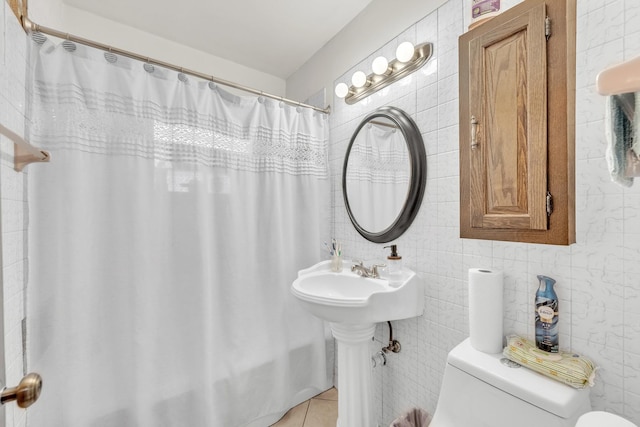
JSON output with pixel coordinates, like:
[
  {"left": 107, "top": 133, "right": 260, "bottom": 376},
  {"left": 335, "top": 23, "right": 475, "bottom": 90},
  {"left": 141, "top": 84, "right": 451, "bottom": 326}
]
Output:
[
  {"left": 372, "top": 321, "right": 402, "bottom": 368},
  {"left": 383, "top": 321, "right": 401, "bottom": 353}
]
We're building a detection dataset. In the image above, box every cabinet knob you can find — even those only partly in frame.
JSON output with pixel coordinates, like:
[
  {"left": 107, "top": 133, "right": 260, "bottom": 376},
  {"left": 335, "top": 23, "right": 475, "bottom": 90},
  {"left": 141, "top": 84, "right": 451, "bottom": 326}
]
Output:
[{"left": 471, "top": 116, "right": 479, "bottom": 150}]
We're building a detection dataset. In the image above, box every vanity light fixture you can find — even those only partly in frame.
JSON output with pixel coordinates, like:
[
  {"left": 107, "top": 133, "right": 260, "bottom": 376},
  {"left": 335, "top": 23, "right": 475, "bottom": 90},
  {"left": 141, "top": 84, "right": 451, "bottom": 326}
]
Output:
[
  {"left": 334, "top": 82, "right": 351, "bottom": 99},
  {"left": 335, "top": 41, "right": 433, "bottom": 105},
  {"left": 351, "top": 70, "right": 369, "bottom": 88},
  {"left": 395, "top": 41, "right": 416, "bottom": 63},
  {"left": 371, "top": 56, "right": 390, "bottom": 75}
]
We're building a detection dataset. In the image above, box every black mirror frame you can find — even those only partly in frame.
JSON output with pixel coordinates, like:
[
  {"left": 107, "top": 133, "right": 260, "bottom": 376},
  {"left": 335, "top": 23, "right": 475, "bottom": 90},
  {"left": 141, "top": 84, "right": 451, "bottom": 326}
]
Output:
[{"left": 342, "top": 106, "right": 427, "bottom": 243}]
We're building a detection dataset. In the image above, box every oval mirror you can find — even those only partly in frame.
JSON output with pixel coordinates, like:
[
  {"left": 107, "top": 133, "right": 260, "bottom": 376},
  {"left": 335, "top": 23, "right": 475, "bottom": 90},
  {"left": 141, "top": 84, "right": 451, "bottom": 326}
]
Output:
[{"left": 343, "top": 106, "right": 426, "bottom": 243}]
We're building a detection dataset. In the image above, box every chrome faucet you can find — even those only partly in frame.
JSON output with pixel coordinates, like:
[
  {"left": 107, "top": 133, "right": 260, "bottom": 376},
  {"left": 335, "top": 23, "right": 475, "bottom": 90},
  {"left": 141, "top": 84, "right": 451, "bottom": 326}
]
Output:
[{"left": 351, "top": 260, "right": 385, "bottom": 279}]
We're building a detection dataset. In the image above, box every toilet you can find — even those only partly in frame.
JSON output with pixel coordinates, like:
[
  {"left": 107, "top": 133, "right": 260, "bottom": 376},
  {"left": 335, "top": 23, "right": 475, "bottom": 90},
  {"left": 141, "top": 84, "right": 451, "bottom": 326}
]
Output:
[
  {"left": 430, "top": 338, "right": 591, "bottom": 427},
  {"left": 575, "top": 411, "right": 638, "bottom": 427}
]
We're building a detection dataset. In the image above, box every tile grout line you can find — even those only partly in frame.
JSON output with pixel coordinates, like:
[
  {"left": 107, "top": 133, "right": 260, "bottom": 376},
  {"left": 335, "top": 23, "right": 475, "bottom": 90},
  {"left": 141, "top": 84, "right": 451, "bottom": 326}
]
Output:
[{"left": 301, "top": 399, "right": 311, "bottom": 427}]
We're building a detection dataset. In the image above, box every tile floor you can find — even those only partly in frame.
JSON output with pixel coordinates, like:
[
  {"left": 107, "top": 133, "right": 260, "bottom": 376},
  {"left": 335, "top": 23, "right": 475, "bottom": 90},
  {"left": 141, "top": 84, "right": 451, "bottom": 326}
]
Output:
[{"left": 270, "top": 388, "right": 338, "bottom": 427}]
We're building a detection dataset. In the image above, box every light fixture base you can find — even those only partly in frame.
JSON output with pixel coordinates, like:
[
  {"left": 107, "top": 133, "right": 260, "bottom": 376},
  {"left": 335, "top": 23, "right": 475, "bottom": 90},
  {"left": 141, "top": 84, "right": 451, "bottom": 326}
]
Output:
[{"left": 343, "top": 42, "right": 433, "bottom": 105}]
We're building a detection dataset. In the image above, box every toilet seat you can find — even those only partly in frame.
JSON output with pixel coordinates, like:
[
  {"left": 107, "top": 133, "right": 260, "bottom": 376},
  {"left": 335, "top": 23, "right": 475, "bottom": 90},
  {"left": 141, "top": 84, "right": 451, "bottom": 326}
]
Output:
[{"left": 575, "top": 411, "right": 638, "bottom": 427}]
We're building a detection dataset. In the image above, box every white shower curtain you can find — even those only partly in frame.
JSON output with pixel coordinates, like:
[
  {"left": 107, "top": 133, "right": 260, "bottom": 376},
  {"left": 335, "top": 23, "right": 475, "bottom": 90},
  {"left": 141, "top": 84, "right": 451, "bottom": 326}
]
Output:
[{"left": 26, "top": 37, "right": 331, "bottom": 427}]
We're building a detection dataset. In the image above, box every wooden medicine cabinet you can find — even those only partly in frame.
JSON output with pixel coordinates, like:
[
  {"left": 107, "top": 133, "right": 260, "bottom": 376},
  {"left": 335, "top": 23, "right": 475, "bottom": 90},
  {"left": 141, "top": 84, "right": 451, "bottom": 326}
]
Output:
[{"left": 459, "top": 0, "right": 576, "bottom": 245}]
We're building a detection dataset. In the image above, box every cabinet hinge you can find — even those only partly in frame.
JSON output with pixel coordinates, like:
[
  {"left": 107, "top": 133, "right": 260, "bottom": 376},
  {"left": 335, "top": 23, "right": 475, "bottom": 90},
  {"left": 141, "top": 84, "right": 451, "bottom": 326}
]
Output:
[
  {"left": 546, "top": 191, "right": 553, "bottom": 216},
  {"left": 545, "top": 16, "right": 551, "bottom": 41}
]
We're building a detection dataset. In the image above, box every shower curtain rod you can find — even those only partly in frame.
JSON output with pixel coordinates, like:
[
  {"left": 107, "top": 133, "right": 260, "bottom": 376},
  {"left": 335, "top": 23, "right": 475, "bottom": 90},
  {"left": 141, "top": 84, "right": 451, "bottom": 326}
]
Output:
[{"left": 21, "top": 17, "right": 331, "bottom": 115}]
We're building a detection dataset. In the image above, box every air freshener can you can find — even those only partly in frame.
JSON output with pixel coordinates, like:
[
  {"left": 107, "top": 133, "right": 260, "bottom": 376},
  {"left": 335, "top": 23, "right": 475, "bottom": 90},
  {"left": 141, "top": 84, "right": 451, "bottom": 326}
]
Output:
[{"left": 535, "top": 275, "right": 559, "bottom": 353}]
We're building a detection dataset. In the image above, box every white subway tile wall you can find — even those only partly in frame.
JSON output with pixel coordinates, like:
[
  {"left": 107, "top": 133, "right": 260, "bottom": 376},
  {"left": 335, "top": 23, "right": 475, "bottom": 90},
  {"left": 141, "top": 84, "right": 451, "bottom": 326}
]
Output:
[
  {"left": 331, "top": 0, "right": 640, "bottom": 425},
  {"left": 1, "top": 2, "right": 28, "bottom": 427}
]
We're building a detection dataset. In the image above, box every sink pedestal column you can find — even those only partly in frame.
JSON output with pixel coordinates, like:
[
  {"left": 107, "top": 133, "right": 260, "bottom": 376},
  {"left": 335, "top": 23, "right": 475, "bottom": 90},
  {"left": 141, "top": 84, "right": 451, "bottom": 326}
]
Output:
[{"left": 331, "top": 322, "right": 377, "bottom": 427}]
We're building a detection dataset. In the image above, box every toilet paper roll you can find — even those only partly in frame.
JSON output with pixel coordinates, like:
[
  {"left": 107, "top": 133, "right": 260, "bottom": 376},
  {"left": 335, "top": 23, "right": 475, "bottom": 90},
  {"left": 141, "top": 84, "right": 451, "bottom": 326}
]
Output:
[{"left": 468, "top": 268, "right": 504, "bottom": 354}]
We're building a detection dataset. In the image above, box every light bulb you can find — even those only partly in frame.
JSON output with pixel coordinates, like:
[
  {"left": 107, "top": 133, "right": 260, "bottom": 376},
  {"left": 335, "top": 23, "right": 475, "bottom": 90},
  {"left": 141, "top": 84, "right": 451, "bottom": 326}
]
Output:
[
  {"left": 334, "top": 82, "right": 349, "bottom": 98},
  {"left": 396, "top": 41, "right": 415, "bottom": 63},
  {"left": 372, "top": 56, "right": 389, "bottom": 75},
  {"left": 351, "top": 71, "right": 368, "bottom": 88}
]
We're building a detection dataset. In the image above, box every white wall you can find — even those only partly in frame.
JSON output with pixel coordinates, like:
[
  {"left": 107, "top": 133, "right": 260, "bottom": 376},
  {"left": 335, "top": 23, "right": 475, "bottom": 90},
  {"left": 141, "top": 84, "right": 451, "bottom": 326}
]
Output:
[
  {"left": 27, "top": 0, "right": 286, "bottom": 96},
  {"left": 327, "top": 0, "right": 640, "bottom": 425},
  {"left": 0, "top": 3, "right": 29, "bottom": 427}
]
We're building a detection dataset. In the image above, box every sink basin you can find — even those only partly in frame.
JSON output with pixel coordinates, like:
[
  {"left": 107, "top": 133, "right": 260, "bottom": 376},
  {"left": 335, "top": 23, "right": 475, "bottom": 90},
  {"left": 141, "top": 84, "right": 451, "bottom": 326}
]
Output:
[{"left": 291, "top": 260, "right": 424, "bottom": 324}]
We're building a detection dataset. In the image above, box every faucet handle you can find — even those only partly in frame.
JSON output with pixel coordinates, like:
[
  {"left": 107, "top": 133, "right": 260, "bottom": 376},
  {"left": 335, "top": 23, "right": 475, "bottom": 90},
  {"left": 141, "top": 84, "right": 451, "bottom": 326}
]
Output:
[
  {"left": 371, "top": 263, "right": 386, "bottom": 278},
  {"left": 352, "top": 259, "right": 363, "bottom": 266}
]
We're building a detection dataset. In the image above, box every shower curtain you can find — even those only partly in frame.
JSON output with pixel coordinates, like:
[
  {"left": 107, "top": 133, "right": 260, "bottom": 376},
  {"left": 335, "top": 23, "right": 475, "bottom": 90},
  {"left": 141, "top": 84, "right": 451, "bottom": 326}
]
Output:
[{"left": 26, "top": 36, "right": 331, "bottom": 427}]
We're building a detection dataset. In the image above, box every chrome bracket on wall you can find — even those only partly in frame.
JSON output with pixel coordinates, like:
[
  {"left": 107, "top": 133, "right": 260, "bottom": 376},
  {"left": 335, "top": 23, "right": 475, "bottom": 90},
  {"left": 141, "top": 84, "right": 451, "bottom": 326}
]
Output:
[{"left": 0, "top": 123, "right": 50, "bottom": 172}]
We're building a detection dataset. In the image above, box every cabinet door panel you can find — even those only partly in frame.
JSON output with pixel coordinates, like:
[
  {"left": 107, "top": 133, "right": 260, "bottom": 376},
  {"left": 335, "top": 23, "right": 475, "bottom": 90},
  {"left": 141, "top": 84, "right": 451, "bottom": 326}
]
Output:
[
  {"left": 459, "top": 0, "right": 576, "bottom": 245},
  {"left": 468, "top": 3, "right": 547, "bottom": 231}
]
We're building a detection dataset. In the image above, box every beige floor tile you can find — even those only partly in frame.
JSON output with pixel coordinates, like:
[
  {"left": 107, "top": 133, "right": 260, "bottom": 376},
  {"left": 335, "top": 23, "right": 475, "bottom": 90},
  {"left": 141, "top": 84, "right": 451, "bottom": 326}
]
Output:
[
  {"left": 270, "top": 401, "right": 309, "bottom": 427},
  {"left": 312, "top": 387, "right": 338, "bottom": 401},
  {"left": 302, "top": 398, "right": 338, "bottom": 427}
]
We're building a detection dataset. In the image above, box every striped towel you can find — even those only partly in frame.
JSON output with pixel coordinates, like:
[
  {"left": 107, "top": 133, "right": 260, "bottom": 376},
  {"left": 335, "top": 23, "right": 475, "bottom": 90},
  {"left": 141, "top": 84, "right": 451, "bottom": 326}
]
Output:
[{"left": 503, "top": 335, "right": 597, "bottom": 389}]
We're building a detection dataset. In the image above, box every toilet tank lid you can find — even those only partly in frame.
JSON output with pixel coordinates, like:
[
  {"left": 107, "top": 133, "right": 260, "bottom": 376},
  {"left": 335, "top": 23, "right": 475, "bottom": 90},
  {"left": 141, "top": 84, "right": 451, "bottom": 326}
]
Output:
[{"left": 447, "top": 339, "right": 590, "bottom": 419}]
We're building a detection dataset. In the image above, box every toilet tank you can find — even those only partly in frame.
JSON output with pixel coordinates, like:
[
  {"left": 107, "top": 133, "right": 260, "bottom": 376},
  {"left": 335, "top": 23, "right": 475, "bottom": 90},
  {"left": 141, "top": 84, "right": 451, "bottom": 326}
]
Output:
[{"left": 430, "top": 338, "right": 591, "bottom": 427}]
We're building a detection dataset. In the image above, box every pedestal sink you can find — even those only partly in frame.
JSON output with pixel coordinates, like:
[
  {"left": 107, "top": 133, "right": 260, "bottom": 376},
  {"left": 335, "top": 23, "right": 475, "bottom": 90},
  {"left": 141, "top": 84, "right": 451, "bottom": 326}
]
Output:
[{"left": 291, "top": 260, "right": 424, "bottom": 427}]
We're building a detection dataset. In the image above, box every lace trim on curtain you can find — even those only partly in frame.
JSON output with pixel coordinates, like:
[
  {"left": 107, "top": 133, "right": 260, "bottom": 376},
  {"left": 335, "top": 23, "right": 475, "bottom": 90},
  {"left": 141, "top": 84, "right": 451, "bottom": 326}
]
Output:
[
  {"left": 31, "top": 82, "right": 328, "bottom": 177},
  {"left": 347, "top": 143, "right": 410, "bottom": 184}
]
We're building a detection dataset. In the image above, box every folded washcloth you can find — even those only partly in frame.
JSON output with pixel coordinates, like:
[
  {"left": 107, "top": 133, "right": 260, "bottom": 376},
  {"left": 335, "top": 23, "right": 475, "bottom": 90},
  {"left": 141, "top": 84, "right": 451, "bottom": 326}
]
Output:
[
  {"left": 503, "top": 335, "right": 597, "bottom": 389},
  {"left": 605, "top": 93, "right": 637, "bottom": 187},
  {"left": 389, "top": 407, "right": 432, "bottom": 427}
]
